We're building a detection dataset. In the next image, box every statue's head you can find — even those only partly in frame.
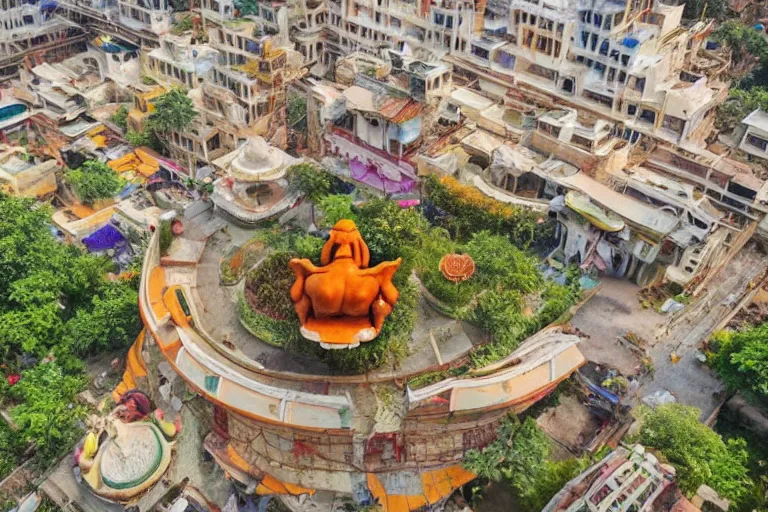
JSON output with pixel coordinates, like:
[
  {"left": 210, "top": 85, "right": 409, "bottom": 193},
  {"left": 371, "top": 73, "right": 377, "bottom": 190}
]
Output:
[{"left": 321, "top": 219, "right": 370, "bottom": 268}]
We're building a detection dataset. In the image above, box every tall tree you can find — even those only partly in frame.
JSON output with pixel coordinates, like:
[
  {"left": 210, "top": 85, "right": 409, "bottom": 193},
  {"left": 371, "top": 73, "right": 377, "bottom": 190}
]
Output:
[{"left": 147, "top": 88, "right": 198, "bottom": 133}]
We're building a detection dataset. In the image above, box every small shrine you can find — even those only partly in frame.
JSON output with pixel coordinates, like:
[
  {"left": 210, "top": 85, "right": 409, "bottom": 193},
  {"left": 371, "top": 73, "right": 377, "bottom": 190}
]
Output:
[
  {"left": 289, "top": 219, "right": 402, "bottom": 348},
  {"left": 211, "top": 137, "right": 301, "bottom": 224},
  {"left": 75, "top": 390, "right": 180, "bottom": 504}
]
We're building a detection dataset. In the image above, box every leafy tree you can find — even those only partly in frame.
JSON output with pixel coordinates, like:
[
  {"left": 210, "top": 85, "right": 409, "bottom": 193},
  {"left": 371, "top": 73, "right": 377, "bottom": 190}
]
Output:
[
  {"left": 64, "top": 280, "right": 141, "bottom": 355},
  {"left": 65, "top": 160, "right": 123, "bottom": 205},
  {"left": 0, "top": 195, "right": 141, "bottom": 361},
  {"left": 147, "top": 88, "right": 198, "bottom": 133},
  {"left": 126, "top": 128, "right": 162, "bottom": 152},
  {"left": 289, "top": 163, "right": 333, "bottom": 203},
  {"left": 463, "top": 416, "right": 588, "bottom": 512},
  {"left": 710, "top": 325, "right": 768, "bottom": 401},
  {"left": 317, "top": 194, "right": 357, "bottom": 228},
  {"left": 9, "top": 362, "right": 88, "bottom": 462},
  {"left": 716, "top": 87, "right": 768, "bottom": 130},
  {"left": 288, "top": 163, "right": 334, "bottom": 224},
  {"left": 713, "top": 21, "right": 768, "bottom": 69},
  {"left": 109, "top": 105, "right": 129, "bottom": 131},
  {"left": 632, "top": 404, "right": 752, "bottom": 503}
]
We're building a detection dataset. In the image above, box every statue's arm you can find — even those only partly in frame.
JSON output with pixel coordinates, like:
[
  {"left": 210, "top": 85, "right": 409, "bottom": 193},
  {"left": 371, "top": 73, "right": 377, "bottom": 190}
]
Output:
[
  {"left": 360, "top": 258, "right": 402, "bottom": 305},
  {"left": 288, "top": 258, "right": 328, "bottom": 303}
]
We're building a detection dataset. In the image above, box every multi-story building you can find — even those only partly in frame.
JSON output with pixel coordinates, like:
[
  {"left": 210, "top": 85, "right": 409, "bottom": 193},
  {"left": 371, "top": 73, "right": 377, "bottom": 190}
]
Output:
[{"left": 0, "top": 0, "right": 88, "bottom": 80}]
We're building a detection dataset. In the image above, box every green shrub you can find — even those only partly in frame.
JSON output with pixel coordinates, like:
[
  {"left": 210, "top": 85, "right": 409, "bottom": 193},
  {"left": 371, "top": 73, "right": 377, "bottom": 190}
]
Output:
[
  {"left": 238, "top": 294, "right": 300, "bottom": 347},
  {"left": 317, "top": 194, "right": 357, "bottom": 228},
  {"left": 463, "top": 416, "right": 589, "bottom": 512},
  {"left": 632, "top": 404, "right": 752, "bottom": 503},
  {"left": 159, "top": 220, "right": 173, "bottom": 256},
  {"left": 419, "top": 267, "right": 479, "bottom": 310},
  {"left": 10, "top": 362, "right": 88, "bottom": 462},
  {"left": 471, "top": 289, "right": 537, "bottom": 367},
  {"left": 710, "top": 325, "right": 768, "bottom": 402},
  {"left": 288, "top": 163, "right": 333, "bottom": 202},
  {"left": 244, "top": 252, "right": 297, "bottom": 320},
  {"left": 423, "top": 174, "right": 542, "bottom": 248},
  {"left": 65, "top": 160, "right": 123, "bottom": 205},
  {"left": 0, "top": 421, "right": 21, "bottom": 481},
  {"left": 109, "top": 105, "right": 129, "bottom": 131},
  {"left": 465, "top": 232, "right": 541, "bottom": 292}
]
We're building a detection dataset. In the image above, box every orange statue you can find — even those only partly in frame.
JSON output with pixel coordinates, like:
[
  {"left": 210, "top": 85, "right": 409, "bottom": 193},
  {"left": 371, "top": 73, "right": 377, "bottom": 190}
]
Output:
[{"left": 289, "top": 219, "right": 402, "bottom": 347}]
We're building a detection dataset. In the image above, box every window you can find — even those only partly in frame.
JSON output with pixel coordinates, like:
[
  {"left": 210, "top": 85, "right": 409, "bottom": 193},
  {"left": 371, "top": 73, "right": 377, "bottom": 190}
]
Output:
[
  {"left": 471, "top": 45, "right": 490, "bottom": 60},
  {"left": 618, "top": 70, "right": 626, "bottom": 83},
  {"left": 639, "top": 109, "right": 656, "bottom": 124},
  {"left": 634, "top": 77, "right": 645, "bottom": 92},
  {"left": 746, "top": 134, "right": 768, "bottom": 151},
  {"left": 204, "top": 375, "right": 221, "bottom": 393},
  {"left": 627, "top": 104, "right": 637, "bottom": 115},
  {"left": 446, "top": 15, "right": 453, "bottom": 28}
]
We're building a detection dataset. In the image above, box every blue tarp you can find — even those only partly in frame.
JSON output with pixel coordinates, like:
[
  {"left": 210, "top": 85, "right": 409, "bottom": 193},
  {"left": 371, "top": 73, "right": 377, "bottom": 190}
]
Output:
[
  {"left": 40, "top": 0, "right": 57, "bottom": 10},
  {"left": 620, "top": 37, "right": 639, "bottom": 48},
  {"left": 582, "top": 375, "right": 620, "bottom": 405},
  {"left": 82, "top": 224, "right": 125, "bottom": 252}
]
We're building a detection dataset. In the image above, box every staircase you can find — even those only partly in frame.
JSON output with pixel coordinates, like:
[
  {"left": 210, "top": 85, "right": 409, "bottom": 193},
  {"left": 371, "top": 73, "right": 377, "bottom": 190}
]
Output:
[{"left": 112, "top": 329, "right": 149, "bottom": 401}]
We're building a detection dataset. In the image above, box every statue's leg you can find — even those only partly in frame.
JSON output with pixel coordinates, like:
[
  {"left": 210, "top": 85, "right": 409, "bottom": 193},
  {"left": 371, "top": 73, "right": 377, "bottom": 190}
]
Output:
[
  {"left": 371, "top": 295, "right": 393, "bottom": 332},
  {"left": 294, "top": 294, "right": 312, "bottom": 324}
]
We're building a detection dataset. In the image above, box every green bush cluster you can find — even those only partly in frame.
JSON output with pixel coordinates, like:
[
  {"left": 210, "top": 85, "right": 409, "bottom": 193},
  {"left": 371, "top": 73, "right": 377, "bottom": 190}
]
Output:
[
  {"left": 709, "top": 325, "right": 768, "bottom": 403},
  {"left": 423, "top": 174, "right": 546, "bottom": 248},
  {"left": 237, "top": 294, "right": 300, "bottom": 347},
  {"left": 632, "top": 404, "right": 752, "bottom": 503},
  {"left": 463, "top": 416, "right": 590, "bottom": 512},
  {"left": 159, "top": 219, "right": 173, "bottom": 256},
  {"left": 65, "top": 160, "right": 124, "bottom": 205},
  {"left": 245, "top": 252, "right": 298, "bottom": 320},
  {"left": 0, "top": 195, "right": 142, "bottom": 469},
  {"left": 416, "top": 231, "right": 580, "bottom": 368},
  {"left": 8, "top": 363, "right": 88, "bottom": 463},
  {"left": 109, "top": 105, "right": 129, "bottom": 131}
]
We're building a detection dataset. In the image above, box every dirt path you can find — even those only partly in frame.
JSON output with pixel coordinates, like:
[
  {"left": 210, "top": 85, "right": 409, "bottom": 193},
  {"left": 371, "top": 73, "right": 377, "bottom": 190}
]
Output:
[{"left": 641, "top": 244, "right": 768, "bottom": 420}]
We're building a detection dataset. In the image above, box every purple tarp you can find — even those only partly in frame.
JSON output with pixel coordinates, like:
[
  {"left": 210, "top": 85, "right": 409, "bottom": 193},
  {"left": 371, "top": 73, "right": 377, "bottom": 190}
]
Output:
[
  {"left": 82, "top": 223, "right": 126, "bottom": 252},
  {"left": 348, "top": 157, "right": 416, "bottom": 194}
]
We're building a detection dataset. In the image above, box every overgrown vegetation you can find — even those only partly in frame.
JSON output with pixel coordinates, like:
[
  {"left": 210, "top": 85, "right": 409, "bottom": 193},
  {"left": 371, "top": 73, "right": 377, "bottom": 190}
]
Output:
[
  {"left": 463, "top": 416, "right": 590, "bottom": 512},
  {"left": 0, "top": 195, "right": 142, "bottom": 470},
  {"left": 715, "top": 406, "right": 768, "bottom": 512},
  {"left": 709, "top": 326, "right": 768, "bottom": 404},
  {"left": 159, "top": 219, "right": 174, "bottom": 256},
  {"left": 124, "top": 88, "right": 197, "bottom": 155},
  {"left": 423, "top": 174, "right": 547, "bottom": 249},
  {"left": 8, "top": 363, "right": 88, "bottom": 463},
  {"left": 65, "top": 160, "right": 123, "bottom": 205},
  {"left": 632, "top": 404, "right": 752, "bottom": 504},
  {"left": 714, "top": 21, "right": 768, "bottom": 129},
  {"left": 109, "top": 105, "right": 129, "bottom": 131}
]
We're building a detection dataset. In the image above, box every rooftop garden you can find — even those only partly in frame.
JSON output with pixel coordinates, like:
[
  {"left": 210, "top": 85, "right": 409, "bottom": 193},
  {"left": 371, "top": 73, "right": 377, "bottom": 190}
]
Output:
[{"left": 235, "top": 167, "right": 582, "bottom": 375}]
